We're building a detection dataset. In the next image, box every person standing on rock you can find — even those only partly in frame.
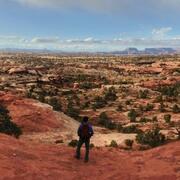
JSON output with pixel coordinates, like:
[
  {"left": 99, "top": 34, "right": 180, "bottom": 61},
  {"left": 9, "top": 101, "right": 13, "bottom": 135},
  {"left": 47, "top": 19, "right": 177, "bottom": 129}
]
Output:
[{"left": 76, "top": 116, "right": 94, "bottom": 162}]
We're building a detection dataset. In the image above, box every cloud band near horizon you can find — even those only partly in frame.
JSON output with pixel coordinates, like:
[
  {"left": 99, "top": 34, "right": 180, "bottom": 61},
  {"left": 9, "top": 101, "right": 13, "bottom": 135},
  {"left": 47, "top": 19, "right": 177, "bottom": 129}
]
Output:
[{"left": 0, "top": 27, "right": 180, "bottom": 51}]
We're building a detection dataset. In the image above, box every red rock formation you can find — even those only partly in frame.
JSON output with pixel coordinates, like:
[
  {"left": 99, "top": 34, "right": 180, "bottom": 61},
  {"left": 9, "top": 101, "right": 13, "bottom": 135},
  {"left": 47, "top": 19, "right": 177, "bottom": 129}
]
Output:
[{"left": 0, "top": 92, "right": 64, "bottom": 133}]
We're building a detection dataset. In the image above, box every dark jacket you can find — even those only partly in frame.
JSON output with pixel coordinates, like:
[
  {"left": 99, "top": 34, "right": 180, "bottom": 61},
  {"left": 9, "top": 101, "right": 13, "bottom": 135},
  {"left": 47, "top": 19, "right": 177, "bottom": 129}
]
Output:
[{"left": 77, "top": 123, "right": 94, "bottom": 139}]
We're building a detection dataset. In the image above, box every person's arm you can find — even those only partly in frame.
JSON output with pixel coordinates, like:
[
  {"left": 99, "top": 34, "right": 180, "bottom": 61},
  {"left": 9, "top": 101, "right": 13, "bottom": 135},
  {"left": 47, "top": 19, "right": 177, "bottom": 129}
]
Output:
[
  {"left": 89, "top": 125, "right": 94, "bottom": 137},
  {"left": 77, "top": 125, "right": 82, "bottom": 137}
]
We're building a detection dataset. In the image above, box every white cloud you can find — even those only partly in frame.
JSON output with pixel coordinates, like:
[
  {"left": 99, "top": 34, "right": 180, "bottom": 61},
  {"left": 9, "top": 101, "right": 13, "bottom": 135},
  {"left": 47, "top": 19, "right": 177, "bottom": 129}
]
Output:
[
  {"left": 31, "top": 37, "right": 60, "bottom": 44},
  {"left": 152, "top": 27, "right": 172, "bottom": 39},
  {"left": 0, "top": 36, "right": 24, "bottom": 42}
]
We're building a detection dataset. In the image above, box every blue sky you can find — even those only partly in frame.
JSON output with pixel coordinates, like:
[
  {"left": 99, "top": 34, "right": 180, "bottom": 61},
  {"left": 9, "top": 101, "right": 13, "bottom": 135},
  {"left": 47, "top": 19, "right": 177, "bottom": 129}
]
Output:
[{"left": 0, "top": 0, "right": 180, "bottom": 51}]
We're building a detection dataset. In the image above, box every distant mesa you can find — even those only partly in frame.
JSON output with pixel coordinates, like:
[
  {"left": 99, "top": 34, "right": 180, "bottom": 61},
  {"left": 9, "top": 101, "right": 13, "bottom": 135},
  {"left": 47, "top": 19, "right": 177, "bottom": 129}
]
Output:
[
  {"left": 0, "top": 47, "right": 178, "bottom": 55},
  {"left": 110, "top": 47, "right": 176, "bottom": 55}
]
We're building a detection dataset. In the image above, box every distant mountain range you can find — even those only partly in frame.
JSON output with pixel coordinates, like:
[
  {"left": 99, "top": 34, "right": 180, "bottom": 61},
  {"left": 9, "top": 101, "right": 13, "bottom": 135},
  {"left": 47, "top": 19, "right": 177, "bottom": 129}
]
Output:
[
  {"left": 102, "top": 48, "right": 178, "bottom": 55},
  {"left": 0, "top": 47, "right": 179, "bottom": 55}
]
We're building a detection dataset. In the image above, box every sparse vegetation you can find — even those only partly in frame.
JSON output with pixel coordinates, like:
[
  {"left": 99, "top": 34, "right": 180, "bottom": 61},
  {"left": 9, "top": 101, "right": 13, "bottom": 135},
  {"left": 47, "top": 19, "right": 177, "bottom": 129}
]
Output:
[
  {"left": 125, "top": 139, "right": 134, "bottom": 148},
  {"left": 92, "top": 96, "right": 107, "bottom": 109},
  {"left": 98, "top": 112, "right": 116, "bottom": 130},
  {"left": 66, "top": 100, "right": 80, "bottom": 120},
  {"left": 136, "top": 127, "right": 165, "bottom": 148},
  {"left": 172, "top": 104, "right": 180, "bottom": 113},
  {"left": 109, "top": 140, "right": 118, "bottom": 147},
  {"left": 121, "top": 125, "right": 142, "bottom": 134},
  {"left": 49, "top": 97, "right": 62, "bottom": 111},
  {"left": 138, "top": 89, "right": 149, "bottom": 99},
  {"left": 159, "top": 102, "right": 166, "bottom": 112},
  {"left": 104, "top": 87, "right": 117, "bottom": 101},
  {"left": 68, "top": 139, "right": 78, "bottom": 147},
  {"left": 164, "top": 114, "right": 171, "bottom": 123},
  {"left": 128, "top": 109, "right": 137, "bottom": 122}
]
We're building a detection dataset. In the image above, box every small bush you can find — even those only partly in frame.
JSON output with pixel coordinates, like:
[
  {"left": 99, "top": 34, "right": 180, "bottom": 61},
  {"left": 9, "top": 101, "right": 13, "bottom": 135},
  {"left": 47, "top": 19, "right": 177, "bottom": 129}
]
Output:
[
  {"left": 109, "top": 140, "right": 118, "bottom": 148},
  {"left": 145, "top": 103, "right": 154, "bottom": 111},
  {"left": 128, "top": 109, "right": 137, "bottom": 122},
  {"left": 98, "top": 112, "right": 116, "bottom": 130},
  {"left": 139, "top": 117, "right": 152, "bottom": 123},
  {"left": 136, "top": 127, "right": 165, "bottom": 147},
  {"left": 138, "top": 89, "right": 149, "bottom": 99},
  {"left": 0, "top": 105, "right": 22, "bottom": 138},
  {"left": 164, "top": 114, "right": 171, "bottom": 123},
  {"left": 152, "top": 116, "right": 158, "bottom": 122},
  {"left": 121, "top": 125, "right": 142, "bottom": 134},
  {"left": 55, "top": 140, "right": 64, "bottom": 144},
  {"left": 155, "top": 95, "right": 163, "bottom": 103},
  {"left": 125, "top": 139, "right": 134, "bottom": 148},
  {"left": 156, "top": 84, "right": 180, "bottom": 97},
  {"left": 104, "top": 87, "right": 117, "bottom": 101},
  {"left": 159, "top": 102, "right": 166, "bottom": 112},
  {"left": 49, "top": 97, "right": 61, "bottom": 111},
  {"left": 66, "top": 101, "right": 80, "bottom": 120},
  {"left": 172, "top": 104, "right": 180, "bottom": 113},
  {"left": 90, "top": 143, "right": 95, "bottom": 148},
  {"left": 92, "top": 96, "right": 107, "bottom": 109},
  {"left": 68, "top": 139, "right": 78, "bottom": 147}
]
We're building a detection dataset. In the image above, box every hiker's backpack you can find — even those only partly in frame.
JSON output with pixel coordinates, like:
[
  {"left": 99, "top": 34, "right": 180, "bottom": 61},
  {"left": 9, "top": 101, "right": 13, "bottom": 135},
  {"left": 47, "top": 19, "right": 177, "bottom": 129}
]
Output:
[{"left": 81, "top": 124, "right": 89, "bottom": 138}]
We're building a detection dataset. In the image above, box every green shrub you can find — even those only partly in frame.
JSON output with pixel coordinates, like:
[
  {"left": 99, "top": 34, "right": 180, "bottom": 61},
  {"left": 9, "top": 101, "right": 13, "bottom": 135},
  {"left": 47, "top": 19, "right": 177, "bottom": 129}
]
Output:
[
  {"left": 68, "top": 139, "right": 78, "bottom": 147},
  {"left": 174, "top": 122, "right": 180, "bottom": 139},
  {"left": 128, "top": 109, "right": 137, "bottom": 122},
  {"left": 90, "top": 143, "right": 95, "bottom": 148},
  {"left": 104, "top": 87, "right": 117, "bottom": 101},
  {"left": 136, "top": 127, "right": 165, "bottom": 147},
  {"left": 92, "top": 96, "right": 107, "bottom": 109},
  {"left": 156, "top": 84, "right": 180, "bottom": 97},
  {"left": 55, "top": 140, "right": 64, "bottom": 144},
  {"left": 125, "top": 139, "right": 134, "bottom": 148},
  {"left": 139, "top": 104, "right": 154, "bottom": 112},
  {"left": 172, "top": 104, "right": 180, "bottom": 113},
  {"left": 159, "top": 102, "right": 166, "bottom": 112},
  {"left": 139, "top": 117, "right": 152, "bottom": 123},
  {"left": 49, "top": 97, "right": 61, "bottom": 111},
  {"left": 155, "top": 95, "right": 163, "bottom": 103},
  {"left": 145, "top": 103, "right": 154, "bottom": 111},
  {"left": 98, "top": 112, "right": 116, "bottom": 130},
  {"left": 109, "top": 140, "right": 118, "bottom": 147},
  {"left": 164, "top": 114, "right": 171, "bottom": 123},
  {"left": 138, "top": 89, "right": 149, "bottom": 99},
  {"left": 66, "top": 100, "right": 80, "bottom": 120},
  {"left": 0, "top": 105, "right": 22, "bottom": 138},
  {"left": 121, "top": 125, "right": 142, "bottom": 134}
]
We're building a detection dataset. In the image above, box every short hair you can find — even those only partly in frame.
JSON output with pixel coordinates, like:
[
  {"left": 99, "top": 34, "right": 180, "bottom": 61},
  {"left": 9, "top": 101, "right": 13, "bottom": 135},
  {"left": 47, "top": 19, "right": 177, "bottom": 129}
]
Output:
[{"left": 83, "top": 116, "right": 89, "bottom": 122}]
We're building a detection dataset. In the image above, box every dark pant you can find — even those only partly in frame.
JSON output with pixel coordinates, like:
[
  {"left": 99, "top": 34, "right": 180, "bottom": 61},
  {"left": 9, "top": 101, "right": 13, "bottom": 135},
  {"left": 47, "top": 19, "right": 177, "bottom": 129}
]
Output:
[{"left": 76, "top": 138, "right": 90, "bottom": 161}]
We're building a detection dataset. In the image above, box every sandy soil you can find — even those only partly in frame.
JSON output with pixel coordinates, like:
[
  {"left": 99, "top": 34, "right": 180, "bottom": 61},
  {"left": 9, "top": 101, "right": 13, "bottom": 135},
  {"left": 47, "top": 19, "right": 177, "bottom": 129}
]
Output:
[{"left": 0, "top": 134, "right": 179, "bottom": 180}]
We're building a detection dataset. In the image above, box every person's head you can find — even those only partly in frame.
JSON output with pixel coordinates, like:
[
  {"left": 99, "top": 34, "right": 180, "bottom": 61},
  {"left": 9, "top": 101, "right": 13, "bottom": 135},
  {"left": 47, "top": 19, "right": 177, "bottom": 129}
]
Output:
[{"left": 82, "top": 116, "right": 89, "bottom": 124}]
